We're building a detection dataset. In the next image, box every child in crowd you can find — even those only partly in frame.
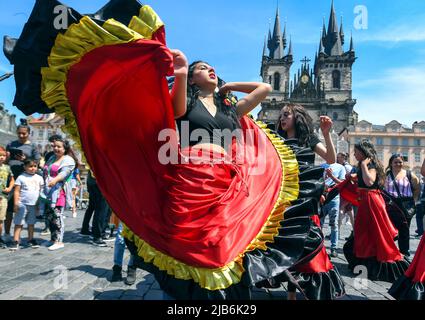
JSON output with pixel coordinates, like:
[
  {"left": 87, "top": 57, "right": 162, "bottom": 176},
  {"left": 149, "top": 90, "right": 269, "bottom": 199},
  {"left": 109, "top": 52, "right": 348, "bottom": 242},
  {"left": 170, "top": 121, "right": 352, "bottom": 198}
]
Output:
[
  {"left": 10, "top": 159, "right": 44, "bottom": 251},
  {"left": 0, "top": 146, "right": 14, "bottom": 248}
]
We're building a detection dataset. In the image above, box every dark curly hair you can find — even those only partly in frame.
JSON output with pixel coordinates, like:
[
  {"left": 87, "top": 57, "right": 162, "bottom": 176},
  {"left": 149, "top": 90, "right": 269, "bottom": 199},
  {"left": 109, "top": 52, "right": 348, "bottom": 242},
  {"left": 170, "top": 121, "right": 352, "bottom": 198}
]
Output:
[
  {"left": 354, "top": 139, "right": 385, "bottom": 188},
  {"left": 52, "top": 137, "right": 79, "bottom": 170},
  {"left": 276, "top": 104, "right": 315, "bottom": 147}
]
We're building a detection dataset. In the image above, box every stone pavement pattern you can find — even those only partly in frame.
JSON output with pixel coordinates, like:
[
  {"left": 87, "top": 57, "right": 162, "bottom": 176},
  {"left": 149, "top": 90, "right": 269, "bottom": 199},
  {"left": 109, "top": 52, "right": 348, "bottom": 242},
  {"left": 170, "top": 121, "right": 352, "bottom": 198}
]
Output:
[{"left": 0, "top": 209, "right": 421, "bottom": 300}]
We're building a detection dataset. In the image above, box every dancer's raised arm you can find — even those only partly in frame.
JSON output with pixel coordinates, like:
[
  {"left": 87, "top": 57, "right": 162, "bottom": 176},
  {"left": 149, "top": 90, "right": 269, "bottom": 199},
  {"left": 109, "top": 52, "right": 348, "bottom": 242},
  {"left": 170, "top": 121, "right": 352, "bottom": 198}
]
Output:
[
  {"left": 219, "top": 82, "right": 272, "bottom": 117},
  {"left": 170, "top": 49, "right": 188, "bottom": 119}
]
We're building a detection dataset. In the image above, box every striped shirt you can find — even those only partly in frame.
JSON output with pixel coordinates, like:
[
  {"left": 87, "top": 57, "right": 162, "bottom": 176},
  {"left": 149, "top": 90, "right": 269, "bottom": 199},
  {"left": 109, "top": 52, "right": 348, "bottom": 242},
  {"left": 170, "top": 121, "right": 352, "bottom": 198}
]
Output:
[{"left": 385, "top": 174, "right": 413, "bottom": 198}]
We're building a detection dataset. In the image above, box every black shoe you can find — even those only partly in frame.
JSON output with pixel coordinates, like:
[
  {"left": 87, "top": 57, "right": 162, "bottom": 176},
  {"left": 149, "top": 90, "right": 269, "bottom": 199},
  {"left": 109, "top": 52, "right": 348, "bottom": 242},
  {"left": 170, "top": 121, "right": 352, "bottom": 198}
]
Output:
[
  {"left": 325, "top": 234, "right": 331, "bottom": 240},
  {"left": 125, "top": 266, "right": 137, "bottom": 285},
  {"left": 0, "top": 239, "right": 7, "bottom": 249},
  {"left": 28, "top": 239, "right": 40, "bottom": 249},
  {"left": 9, "top": 241, "right": 19, "bottom": 251},
  {"left": 92, "top": 238, "right": 107, "bottom": 247},
  {"left": 111, "top": 265, "right": 123, "bottom": 282},
  {"left": 80, "top": 230, "right": 92, "bottom": 237},
  {"left": 330, "top": 249, "right": 338, "bottom": 258}
]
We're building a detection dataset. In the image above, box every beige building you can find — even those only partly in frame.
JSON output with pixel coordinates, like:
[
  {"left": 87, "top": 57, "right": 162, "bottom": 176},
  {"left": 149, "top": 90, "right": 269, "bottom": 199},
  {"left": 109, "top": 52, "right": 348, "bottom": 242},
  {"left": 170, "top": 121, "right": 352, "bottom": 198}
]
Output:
[
  {"left": 347, "top": 120, "right": 425, "bottom": 177},
  {"left": 27, "top": 113, "right": 66, "bottom": 155},
  {"left": 27, "top": 113, "right": 85, "bottom": 164}
]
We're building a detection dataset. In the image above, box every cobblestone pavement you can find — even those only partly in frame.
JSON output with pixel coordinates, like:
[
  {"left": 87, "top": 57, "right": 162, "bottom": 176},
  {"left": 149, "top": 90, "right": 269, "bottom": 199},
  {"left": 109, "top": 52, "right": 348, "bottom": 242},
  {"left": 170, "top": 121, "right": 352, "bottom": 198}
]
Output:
[{"left": 0, "top": 209, "right": 421, "bottom": 300}]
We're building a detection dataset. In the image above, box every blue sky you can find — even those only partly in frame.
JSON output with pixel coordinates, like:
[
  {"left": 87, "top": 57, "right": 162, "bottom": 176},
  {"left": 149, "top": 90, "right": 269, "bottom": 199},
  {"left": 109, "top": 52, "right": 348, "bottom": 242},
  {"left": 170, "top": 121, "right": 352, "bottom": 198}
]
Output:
[{"left": 1, "top": 0, "right": 425, "bottom": 126}]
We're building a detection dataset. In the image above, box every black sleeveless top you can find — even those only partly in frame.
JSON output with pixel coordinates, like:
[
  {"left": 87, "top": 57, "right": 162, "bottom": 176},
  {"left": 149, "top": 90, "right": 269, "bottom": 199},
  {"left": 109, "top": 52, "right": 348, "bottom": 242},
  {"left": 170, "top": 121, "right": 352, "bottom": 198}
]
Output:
[
  {"left": 357, "top": 162, "right": 380, "bottom": 189},
  {"left": 176, "top": 99, "right": 238, "bottom": 149}
]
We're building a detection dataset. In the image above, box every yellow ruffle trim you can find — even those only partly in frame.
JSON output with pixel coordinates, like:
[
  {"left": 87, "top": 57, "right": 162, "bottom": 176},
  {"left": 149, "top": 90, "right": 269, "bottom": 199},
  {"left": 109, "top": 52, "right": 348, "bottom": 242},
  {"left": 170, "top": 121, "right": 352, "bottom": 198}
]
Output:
[
  {"left": 40, "top": 5, "right": 164, "bottom": 161},
  {"left": 122, "top": 120, "right": 299, "bottom": 291},
  {"left": 40, "top": 6, "right": 300, "bottom": 291}
]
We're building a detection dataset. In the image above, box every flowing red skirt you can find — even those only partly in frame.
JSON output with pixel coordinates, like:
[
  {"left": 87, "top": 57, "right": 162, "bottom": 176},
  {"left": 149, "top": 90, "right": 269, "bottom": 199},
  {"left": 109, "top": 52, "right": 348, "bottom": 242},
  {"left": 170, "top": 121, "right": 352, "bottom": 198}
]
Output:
[
  {"left": 354, "top": 189, "right": 402, "bottom": 263},
  {"left": 66, "top": 39, "right": 283, "bottom": 268},
  {"left": 293, "top": 215, "right": 334, "bottom": 274},
  {"left": 405, "top": 235, "right": 425, "bottom": 283}
]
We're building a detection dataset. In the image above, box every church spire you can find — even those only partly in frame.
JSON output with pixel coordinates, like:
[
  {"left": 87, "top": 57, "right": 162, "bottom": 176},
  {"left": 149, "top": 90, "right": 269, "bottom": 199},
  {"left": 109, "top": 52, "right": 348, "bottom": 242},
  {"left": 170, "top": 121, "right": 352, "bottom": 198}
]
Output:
[
  {"left": 327, "top": 0, "right": 338, "bottom": 35},
  {"left": 319, "top": 37, "right": 325, "bottom": 55},
  {"left": 288, "top": 36, "right": 293, "bottom": 56},
  {"left": 268, "top": 7, "right": 284, "bottom": 59},
  {"left": 349, "top": 32, "right": 354, "bottom": 52},
  {"left": 340, "top": 16, "right": 345, "bottom": 45},
  {"left": 263, "top": 36, "right": 267, "bottom": 56},
  {"left": 324, "top": 0, "right": 343, "bottom": 56},
  {"left": 282, "top": 21, "right": 287, "bottom": 49}
]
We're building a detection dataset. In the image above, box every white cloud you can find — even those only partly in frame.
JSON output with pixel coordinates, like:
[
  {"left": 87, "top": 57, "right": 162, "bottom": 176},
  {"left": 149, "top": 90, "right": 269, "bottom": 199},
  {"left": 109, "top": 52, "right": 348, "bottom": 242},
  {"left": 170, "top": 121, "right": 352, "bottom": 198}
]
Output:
[
  {"left": 357, "top": 21, "right": 425, "bottom": 43},
  {"left": 354, "top": 65, "right": 425, "bottom": 125}
]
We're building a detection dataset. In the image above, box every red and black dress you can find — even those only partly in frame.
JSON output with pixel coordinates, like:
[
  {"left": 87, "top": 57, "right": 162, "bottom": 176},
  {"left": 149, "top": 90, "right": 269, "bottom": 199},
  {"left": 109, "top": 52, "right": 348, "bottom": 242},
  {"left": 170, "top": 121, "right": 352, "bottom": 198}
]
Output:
[
  {"left": 389, "top": 235, "right": 425, "bottom": 300},
  {"left": 265, "top": 137, "right": 345, "bottom": 300},
  {"left": 6, "top": 0, "right": 326, "bottom": 299},
  {"left": 342, "top": 163, "right": 410, "bottom": 282}
]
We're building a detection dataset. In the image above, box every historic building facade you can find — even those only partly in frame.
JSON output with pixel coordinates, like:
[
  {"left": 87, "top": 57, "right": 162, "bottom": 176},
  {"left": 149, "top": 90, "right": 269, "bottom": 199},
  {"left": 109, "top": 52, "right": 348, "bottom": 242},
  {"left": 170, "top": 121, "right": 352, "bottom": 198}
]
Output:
[
  {"left": 0, "top": 102, "right": 17, "bottom": 146},
  {"left": 348, "top": 120, "right": 425, "bottom": 177},
  {"left": 258, "top": 2, "right": 358, "bottom": 134}
]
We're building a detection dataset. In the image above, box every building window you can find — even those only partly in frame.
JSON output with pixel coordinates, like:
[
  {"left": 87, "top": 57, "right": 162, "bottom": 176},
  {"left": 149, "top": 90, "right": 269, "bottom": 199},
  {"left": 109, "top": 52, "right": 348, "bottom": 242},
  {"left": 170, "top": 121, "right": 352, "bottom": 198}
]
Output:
[
  {"left": 333, "top": 112, "right": 338, "bottom": 120},
  {"left": 415, "top": 153, "right": 421, "bottom": 163},
  {"left": 415, "top": 139, "right": 421, "bottom": 146},
  {"left": 274, "top": 72, "right": 280, "bottom": 91},
  {"left": 38, "top": 130, "right": 44, "bottom": 140},
  {"left": 355, "top": 138, "right": 361, "bottom": 144},
  {"left": 332, "top": 70, "right": 341, "bottom": 89},
  {"left": 402, "top": 138, "right": 409, "bottom": 146},
  {"left": 269, "top": 76, "right": 272, "bottom": 84},
  {"left": 391, "top": 138, "right": 398, "bottom": 146},
  {"left": 378, "top": 152, "right": 384, "bottom": 162},
  {"left": 402, "top": 152, "right": 409, "bottom": 162},
  {"left": 376, "top": 137, "right": 383, "bottom": 145}
]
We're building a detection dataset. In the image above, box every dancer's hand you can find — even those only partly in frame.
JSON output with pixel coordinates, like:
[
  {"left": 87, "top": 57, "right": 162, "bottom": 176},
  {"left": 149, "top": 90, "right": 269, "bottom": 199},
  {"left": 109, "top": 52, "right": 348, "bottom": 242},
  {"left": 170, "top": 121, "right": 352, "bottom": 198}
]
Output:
[
  {"left": 325, "top": 167, "right": 335, "bottom": 179},
  {"left": 218, "top": 83, "right": 232, "bottom": 96},
  {"left": 320, "top": 116, "right": 333, "bottom": 135},
  {"left": 170, "top": 49, "right": 188, "bottom": 77},
  {"left": 362, "top": 158, "right": 372, "bottom": 166}
]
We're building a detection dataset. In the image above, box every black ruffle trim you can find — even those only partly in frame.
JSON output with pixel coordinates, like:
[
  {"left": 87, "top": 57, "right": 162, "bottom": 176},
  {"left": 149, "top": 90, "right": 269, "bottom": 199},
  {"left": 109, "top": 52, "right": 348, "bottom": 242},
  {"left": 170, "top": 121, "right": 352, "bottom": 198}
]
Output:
[
  {"left": 389, "top": 276, "right": 425, "bottom": 300},
  {"left": 288, "top": 268, "right": 346, "bottom": 300},
  {"left": 343, "top": 238, "right": 410, "bottom": 282}
]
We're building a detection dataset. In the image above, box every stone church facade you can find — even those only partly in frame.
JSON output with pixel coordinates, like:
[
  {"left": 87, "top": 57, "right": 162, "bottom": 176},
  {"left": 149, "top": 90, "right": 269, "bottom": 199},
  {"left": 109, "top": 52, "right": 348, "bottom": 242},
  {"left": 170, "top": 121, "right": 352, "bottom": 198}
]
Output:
[{"left": 257, "top": 2, "right": 358, "bottom": 134}]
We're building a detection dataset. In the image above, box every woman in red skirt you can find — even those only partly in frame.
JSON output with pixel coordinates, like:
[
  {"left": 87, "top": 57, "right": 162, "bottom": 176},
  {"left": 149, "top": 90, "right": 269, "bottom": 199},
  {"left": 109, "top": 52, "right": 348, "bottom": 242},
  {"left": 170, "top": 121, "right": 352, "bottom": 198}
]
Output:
[
  {"left": 343, "top": 140, "right": 410, "bottom": 282},
  {"left": 389, "top": 234, "right": 425, "bottom": 299},
  {"left": 6, "top": 0, "right": 330, "bottom": 300}
]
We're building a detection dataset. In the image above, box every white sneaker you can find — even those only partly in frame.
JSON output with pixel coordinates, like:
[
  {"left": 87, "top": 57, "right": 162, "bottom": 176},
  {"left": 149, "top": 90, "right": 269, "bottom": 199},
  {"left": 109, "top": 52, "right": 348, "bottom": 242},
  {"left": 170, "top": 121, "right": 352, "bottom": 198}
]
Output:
[
  {"left": 48, "top": 242, "right": 64, "bottom": 251},
  {"left": 72, "top": 212, "right": 77, "bottom": 218}
]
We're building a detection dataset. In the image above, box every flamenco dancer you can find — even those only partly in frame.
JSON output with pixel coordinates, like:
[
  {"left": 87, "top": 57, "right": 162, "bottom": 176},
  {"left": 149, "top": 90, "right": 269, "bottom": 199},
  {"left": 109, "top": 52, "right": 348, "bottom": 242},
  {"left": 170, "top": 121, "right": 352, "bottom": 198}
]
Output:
[
  {"left": 274, "top": 104, "right": 345, "bottom": 300},
  {"left": 388, "top": 159, "right": 425, "bottom": 300},
  {"left": 6, "top": 0, "right": 326, "bottom": 299},
  {"left": 342, "top": 140, "right": 410, "bottom": 282}
]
